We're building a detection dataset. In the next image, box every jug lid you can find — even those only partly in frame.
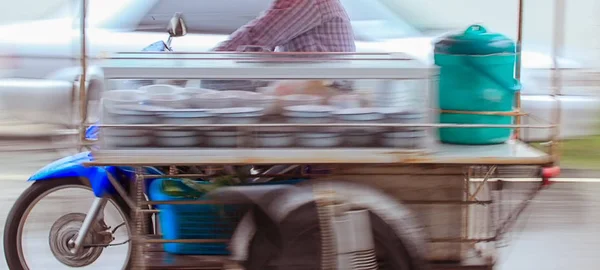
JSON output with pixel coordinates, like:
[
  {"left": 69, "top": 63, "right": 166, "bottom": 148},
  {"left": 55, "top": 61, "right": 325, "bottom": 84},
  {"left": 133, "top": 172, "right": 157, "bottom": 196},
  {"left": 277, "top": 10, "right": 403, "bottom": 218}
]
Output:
[{"left": 434, "top": 25, "right": 516, "bottom": 55}]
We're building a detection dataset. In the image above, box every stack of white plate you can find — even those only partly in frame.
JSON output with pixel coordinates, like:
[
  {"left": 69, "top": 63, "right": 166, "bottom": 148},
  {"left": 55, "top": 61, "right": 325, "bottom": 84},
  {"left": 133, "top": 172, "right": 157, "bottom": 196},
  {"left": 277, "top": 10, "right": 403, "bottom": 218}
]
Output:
[
  {"left": 332, "top": 108, "right": 385, "bottom": 147},
  {"left": 283, "top": 105, "right": 339, "bottom": 147},
  {"left": 156, "top": 109, "right": 215, "bottom": 147},
  {"left": 102, "top": 105, "right": 157, "bottom": 148},
  {"left": 371, "top": 80, "right": 419, "bottom": 108},
  {"left": 378, "top": 108, "right": 426, "bottom": 124},
  {"left": 380, "top": 130, "right": 427, "bottom": 149},
  {"left": 206, "top": 131, "right": 244, "bottom": 147}
]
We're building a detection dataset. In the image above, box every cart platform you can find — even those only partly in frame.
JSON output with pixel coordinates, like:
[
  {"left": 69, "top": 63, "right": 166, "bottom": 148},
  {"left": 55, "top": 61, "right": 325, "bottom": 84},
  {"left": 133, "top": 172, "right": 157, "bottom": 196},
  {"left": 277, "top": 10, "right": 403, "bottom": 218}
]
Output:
[{"left": 87, "top": 140, "right": 550, "bottom": 166}]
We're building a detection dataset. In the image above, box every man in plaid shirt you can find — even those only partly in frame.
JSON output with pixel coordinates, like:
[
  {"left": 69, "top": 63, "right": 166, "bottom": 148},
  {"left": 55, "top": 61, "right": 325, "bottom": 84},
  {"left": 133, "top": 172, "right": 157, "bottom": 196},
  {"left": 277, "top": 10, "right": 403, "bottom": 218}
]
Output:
[
  {"left": 201, "top": 0, "right": 356, "bottom": 91},
  {"left": 214, "top": 0, "right": 356, "bottom": 52}
]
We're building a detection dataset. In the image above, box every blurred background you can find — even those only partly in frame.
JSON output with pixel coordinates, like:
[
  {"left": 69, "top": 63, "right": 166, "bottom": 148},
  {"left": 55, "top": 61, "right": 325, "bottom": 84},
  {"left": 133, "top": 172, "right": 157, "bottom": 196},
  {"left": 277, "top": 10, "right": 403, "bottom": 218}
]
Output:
[{"left": 0, "top": 0, "right": 598, "bottom": 269}]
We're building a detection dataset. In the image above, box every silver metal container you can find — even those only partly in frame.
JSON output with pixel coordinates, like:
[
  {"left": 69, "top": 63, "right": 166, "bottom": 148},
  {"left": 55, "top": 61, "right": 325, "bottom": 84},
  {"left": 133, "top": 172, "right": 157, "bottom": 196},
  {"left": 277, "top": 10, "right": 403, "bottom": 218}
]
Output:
[
  {"left": 380, "top": 130, "right": 427, "bottom": 148},
  {"left": 206, "top": 131, "right": 244, "bottom": 147},
  {"left": 254, "top": 132, "right": 295, "bottom": 147},
  {"left": 297, "top": 132, "right": 342, "bottom": 148},
  {"left": 155, "top": 135, "right": 201, "bottom": 147}
]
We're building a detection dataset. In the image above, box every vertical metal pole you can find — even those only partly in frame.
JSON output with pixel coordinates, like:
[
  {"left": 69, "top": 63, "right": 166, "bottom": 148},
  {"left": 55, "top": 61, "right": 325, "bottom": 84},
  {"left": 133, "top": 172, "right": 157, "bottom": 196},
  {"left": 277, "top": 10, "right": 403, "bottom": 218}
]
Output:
[
  {"left": 79, "top": 0, "right": 89, "bottom": 149},
  {"left": 550, "top": 0, "right": 565, "bottom": 160},
  {"left": 514, "top": 0, "right": 524, "bottom": 140},
  {"left": 133, "top": 167, "right": 147, "bottom": 269}
]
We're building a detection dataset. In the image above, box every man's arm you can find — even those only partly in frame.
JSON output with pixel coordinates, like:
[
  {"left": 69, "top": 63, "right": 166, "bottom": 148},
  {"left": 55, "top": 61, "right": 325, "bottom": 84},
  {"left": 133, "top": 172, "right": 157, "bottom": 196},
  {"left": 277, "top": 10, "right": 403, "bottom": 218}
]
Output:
[{"left": 214, "top": 0, "right": 322, "bottom": 51}]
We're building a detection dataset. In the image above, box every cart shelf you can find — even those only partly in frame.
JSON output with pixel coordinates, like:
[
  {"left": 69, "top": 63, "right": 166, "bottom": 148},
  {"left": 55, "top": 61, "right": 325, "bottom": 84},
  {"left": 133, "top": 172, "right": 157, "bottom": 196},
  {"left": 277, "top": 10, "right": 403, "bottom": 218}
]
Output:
[
  {"left": 87, "top": 140, "right": 550, "bottom": 166},
  {"left": 100, "top": 52, "right": 436, "bottom": 80}
]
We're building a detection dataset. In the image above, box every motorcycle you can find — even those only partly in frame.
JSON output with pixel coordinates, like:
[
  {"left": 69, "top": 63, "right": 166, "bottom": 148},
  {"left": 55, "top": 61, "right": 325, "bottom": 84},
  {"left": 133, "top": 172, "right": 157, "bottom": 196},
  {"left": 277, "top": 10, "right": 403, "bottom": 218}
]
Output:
[{"left": 3, "top": 13, "right": 423, "bottom": 270}]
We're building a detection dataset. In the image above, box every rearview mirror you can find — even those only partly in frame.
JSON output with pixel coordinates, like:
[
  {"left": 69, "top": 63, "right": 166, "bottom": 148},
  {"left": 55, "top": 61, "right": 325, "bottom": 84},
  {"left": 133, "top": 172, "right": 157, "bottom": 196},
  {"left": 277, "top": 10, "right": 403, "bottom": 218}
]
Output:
[{"left": 167, "top": 13, "right": 187, "bottom": 38}]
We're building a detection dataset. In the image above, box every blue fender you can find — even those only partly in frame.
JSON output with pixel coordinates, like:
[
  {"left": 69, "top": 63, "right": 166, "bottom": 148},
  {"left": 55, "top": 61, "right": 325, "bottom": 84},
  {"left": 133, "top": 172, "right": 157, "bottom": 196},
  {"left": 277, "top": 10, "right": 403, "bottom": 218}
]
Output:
[
  {"left": 29, "top": 151, "right": 164, "bottom": 198},
  {"left": 28, "top": 152, "right": 118, "bottom": 197}
]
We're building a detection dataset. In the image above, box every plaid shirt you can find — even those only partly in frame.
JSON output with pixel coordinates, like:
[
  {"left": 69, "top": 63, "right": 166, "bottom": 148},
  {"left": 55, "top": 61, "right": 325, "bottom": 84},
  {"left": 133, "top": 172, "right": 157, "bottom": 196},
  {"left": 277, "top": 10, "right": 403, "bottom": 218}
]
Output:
[{"left": 214, "top": 0, "right": 356, "bottom": 52}]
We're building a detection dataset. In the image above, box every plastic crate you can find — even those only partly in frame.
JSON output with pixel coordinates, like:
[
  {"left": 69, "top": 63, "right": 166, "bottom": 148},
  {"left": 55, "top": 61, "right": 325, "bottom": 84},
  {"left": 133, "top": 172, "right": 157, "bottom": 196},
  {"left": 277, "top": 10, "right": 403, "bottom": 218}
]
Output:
[{"left": 148, "top": 178, "right": 305, "bottom": 255}]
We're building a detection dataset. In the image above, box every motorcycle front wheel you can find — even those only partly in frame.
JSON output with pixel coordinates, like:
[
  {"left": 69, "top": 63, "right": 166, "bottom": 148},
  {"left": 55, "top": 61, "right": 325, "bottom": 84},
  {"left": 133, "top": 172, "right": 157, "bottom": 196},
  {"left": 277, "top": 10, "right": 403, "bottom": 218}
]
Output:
[{"left": 4, "top": 178, "right": 133, "bottom": 270}]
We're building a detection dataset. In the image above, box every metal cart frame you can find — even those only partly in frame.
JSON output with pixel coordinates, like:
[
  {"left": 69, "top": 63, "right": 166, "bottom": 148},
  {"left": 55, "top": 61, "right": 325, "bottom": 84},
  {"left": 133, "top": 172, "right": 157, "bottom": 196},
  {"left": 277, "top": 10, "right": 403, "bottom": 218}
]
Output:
[{"left": 73, "top": 0, "right": 566, "bottom": 269}]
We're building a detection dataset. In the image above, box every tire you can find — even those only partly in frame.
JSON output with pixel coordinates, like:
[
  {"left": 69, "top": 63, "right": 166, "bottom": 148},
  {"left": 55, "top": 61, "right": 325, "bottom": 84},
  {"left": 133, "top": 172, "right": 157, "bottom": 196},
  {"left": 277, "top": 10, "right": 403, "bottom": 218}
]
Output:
[
  {"left": 244, "top": 202, "right": 428, "bottom": 270},
  {"left": 3, "top": 178, "right": 136, "bottom": 270}
]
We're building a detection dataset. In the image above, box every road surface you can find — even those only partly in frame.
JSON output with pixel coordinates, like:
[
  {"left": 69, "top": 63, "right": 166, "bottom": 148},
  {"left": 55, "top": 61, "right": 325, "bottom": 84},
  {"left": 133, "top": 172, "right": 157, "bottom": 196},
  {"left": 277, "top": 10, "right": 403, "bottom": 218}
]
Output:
[{"left": 1, "top": 151, "right": 599, "bottom": 270}]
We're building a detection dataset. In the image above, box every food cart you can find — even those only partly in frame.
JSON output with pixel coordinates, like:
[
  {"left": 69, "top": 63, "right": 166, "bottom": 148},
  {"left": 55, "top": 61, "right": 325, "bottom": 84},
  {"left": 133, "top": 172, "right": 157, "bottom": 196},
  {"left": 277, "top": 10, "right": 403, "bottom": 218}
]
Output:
[
  {"left": 78, "top": 46, "right": 559, "bottom": 270},
  {"left": 2, "top": 0, "right": 566, "bottom": 269}
]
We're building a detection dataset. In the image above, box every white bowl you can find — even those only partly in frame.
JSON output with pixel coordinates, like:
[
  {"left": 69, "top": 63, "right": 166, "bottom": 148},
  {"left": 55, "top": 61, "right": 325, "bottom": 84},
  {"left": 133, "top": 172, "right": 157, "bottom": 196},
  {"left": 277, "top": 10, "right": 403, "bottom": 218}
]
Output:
[
  {"left": 102, "top": 90, "right": 148, "bottom": 109},
  {"left": 181, "top": 87, "right": 218, "bottom": 97},
  {"left": 139, "top": 84, "right": 184, "bottom": 95},
  {"left": 146, "top": 94, "right": 189, "bottom": 109}
]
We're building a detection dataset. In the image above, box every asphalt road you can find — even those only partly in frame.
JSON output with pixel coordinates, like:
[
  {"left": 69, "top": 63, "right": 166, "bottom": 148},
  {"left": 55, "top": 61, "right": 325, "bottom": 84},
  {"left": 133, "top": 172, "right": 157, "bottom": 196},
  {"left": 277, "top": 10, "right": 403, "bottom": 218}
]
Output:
[{"left": 1, "top": 151, "right": 599, "bottom": 270}]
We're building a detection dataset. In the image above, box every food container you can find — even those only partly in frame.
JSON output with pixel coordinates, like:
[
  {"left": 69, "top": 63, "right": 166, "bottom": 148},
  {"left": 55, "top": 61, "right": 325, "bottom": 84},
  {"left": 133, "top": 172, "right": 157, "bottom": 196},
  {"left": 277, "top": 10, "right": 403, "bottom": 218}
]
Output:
[
  {"left": 139, "top": 84, "right": 184, "bottom": 96},
  {"left": 101, "top": 90, "right": 148, "bottom": 110},
  {"left": 156, "top": 135, "right": 201, "bottom": 147},
  {"left": 210, "top": 107, "right": 264, "bottom": 124},
  {"left": 189, "top": 92, "right": 235, "bottom": 109},
  {"left": 206, "top": 131, "right": 244, "bottom": 147},
  {"left": 297, "top": 132, "right": 342, "bottom": 148},
  {"left": 254, "top": 132, "right": 295, "bottom": 147},
  {"left": 380, "top": 130, "right": 427, "bottom": 148}
]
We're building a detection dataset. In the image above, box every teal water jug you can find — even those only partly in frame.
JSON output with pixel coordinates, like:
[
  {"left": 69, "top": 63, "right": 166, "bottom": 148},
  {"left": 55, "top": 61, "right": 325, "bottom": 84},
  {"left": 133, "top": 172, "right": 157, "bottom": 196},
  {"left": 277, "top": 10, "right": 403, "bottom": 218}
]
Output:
[{"left": 434, "top": 25, "right": 521, "bottom": 145}]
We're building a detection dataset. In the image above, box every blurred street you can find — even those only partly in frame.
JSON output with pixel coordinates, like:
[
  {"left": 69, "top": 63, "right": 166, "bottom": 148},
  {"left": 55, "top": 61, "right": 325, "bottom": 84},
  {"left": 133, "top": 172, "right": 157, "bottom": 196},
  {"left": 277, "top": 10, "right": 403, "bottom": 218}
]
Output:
[{"left": 0, "top": 150, "right": 599, "bottom": 270}]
